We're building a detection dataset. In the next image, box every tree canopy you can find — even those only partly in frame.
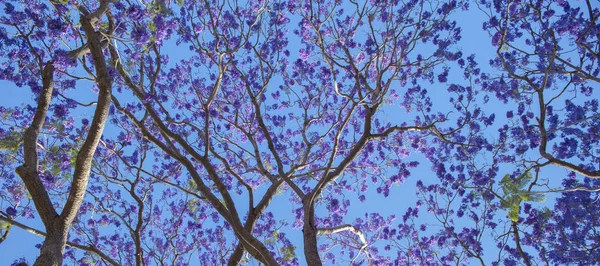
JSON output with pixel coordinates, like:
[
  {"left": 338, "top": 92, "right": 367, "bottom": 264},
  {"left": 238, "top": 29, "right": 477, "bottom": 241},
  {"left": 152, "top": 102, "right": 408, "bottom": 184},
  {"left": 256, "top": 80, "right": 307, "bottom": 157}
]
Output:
[{"left": 0, "top": 0, "right": 599, "bottom": 265}]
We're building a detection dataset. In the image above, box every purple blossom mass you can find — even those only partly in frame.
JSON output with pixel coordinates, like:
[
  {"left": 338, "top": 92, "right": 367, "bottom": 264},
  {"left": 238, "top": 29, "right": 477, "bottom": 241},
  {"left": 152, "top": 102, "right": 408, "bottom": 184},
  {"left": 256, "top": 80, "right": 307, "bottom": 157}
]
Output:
[{"left": 0, "top": 0, "right": 599, "bottom": 266}]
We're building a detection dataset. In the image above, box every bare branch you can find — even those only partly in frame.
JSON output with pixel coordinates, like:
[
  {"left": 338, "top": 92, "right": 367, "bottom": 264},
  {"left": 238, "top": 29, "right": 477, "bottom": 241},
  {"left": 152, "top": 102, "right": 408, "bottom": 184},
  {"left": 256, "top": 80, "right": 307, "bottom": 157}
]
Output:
[
  {"left": 14, "top": 62, "right": 58, "bottom": 226},
  {"left": 60, "top": 7, "right": 114, "bottom": 224},
  {"left": 317, "top": 224, "right": 368, "bottom": 249}
]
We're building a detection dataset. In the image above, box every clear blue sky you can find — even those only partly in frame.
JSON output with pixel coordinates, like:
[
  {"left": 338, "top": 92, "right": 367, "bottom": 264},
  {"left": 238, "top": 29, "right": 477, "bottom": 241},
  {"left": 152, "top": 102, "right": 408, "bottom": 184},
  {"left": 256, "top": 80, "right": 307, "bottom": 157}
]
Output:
[{"left": 0, "top": 2, "right": 586, "bottom": 265}]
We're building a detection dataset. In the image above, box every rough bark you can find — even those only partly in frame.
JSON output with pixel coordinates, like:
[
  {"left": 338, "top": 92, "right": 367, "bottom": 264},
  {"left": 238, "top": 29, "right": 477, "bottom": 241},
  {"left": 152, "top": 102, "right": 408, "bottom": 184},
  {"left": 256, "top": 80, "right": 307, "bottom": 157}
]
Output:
[
  {"left": 15, "top": 63, "right": 58, "bottom": 227},
  {"left": 14, "top": 3, "right": 113, "bottom": 265},
  {"left": 15, "top": 62, "right": 64, "bottom": 266},
  {"left": 33, "top": 222, "right": 67, "bottom": 266},
  {"left": 59, "top": 4, "right": 114, "bottom": 227},
  {"left": 303, "top": 201, "right": 322, "bottom": 266}
]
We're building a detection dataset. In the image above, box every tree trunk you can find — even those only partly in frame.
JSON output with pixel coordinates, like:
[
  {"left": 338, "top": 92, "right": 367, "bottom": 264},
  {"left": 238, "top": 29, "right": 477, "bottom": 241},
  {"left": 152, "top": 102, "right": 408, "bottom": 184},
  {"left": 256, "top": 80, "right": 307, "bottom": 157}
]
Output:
[
  {"left": 303, "top": 203, "right": 322, "bottom": 266},
  {"left": 33, "top": 221, "right": 67, "bottom": 266}
]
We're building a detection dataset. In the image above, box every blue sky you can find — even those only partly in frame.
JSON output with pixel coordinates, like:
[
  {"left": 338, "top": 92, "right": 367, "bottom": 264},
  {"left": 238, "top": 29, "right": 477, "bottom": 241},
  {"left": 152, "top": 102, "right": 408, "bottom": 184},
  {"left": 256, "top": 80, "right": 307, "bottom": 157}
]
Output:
[
  {"left": 0, "top": 1, "right": 593, "bottom": 265},
  {"left": 0, "top": 4, "right": 500, "bottom": 265}
]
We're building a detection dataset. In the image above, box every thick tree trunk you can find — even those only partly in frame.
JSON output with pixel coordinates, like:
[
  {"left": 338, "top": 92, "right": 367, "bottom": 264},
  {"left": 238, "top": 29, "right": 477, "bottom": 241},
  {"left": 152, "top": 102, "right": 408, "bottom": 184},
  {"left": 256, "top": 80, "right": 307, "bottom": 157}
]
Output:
[
  {"left": 15, "top": 4, "right": 113, "bottom": 265},
  {"left": 33, "top": 222, "right": 67, "bottom": 266},
  {"left": 303, "top": 203, "right": 322, "bottom": 266},
  {"left": 227, "top": 247, "right": 245, "bottom": 266}
]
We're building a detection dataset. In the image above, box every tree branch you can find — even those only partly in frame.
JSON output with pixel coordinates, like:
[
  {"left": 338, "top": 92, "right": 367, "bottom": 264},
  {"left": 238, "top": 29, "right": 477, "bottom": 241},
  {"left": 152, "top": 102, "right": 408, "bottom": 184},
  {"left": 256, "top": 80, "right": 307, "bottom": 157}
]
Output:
[
  {"left": 60, "top": 7, "right": 114, "bottom": 224},
  {"left": 0, "top": 216, "right": 119, "bottom": 266},
  {"left": 14, "top": 62, "right": 58, "bottom": 226},
  {"left": 317, "top": 224, "right": 368, "bottom": 249}
]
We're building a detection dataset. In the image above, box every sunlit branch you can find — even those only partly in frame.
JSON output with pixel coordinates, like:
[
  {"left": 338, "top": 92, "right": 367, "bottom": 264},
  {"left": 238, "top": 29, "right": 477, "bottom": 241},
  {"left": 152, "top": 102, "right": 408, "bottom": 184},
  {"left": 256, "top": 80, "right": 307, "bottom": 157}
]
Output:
[{"left": 317, "top": 224, "right": 368, "bottom": 250}]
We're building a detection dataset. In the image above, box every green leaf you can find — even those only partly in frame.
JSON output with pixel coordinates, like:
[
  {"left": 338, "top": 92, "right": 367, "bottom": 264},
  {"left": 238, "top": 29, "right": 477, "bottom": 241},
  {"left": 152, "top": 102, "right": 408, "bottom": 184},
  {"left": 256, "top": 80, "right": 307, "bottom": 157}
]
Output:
[
  {"left": 188, "top": 198, "right": 198, "bottom": 212},
  {"left": 1, "top": 109, "right": 13, "bottom": 119},
  {"left": 281, "top": 245, "right": 296, "bottom": 261},
  {"left": 186, "top": 178, "right": 200, "bottom": 192},
  {"left": 100, "top": 22, "right": 109, "bottom": 31},
  {"left": 0, "top": 220, "right": 9, "bottom": 230},
  {"left": 148, "top": 21, "right": 157, "bottom": 32},
  {"left": 69, "top": 147, "right": 79, "bottom": 169},
  {"left": 0, "top": 221, "right": 11, "bottom": 244},
  {"left": 50, "top": 163, "right": 61, "bottom": 176},
  {"left": 499, "top": 172, "right": 545, "bottom": 222},
  {"left": 264, "top": 160, "right": 273, "bottom": 171},
  {"left": 0, "top": 130, "right": 22, "bottom": 152},
  {"left": 507, "top": 205, "right": 519, "bottom": 222}
]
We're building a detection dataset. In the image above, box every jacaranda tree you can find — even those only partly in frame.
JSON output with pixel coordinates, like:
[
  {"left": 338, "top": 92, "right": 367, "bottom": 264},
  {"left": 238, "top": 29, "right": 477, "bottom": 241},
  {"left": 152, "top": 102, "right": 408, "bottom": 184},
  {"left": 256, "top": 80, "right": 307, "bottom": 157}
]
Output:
[{"left": 0, "top": 0, "right": 598, "bottom": 265}]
